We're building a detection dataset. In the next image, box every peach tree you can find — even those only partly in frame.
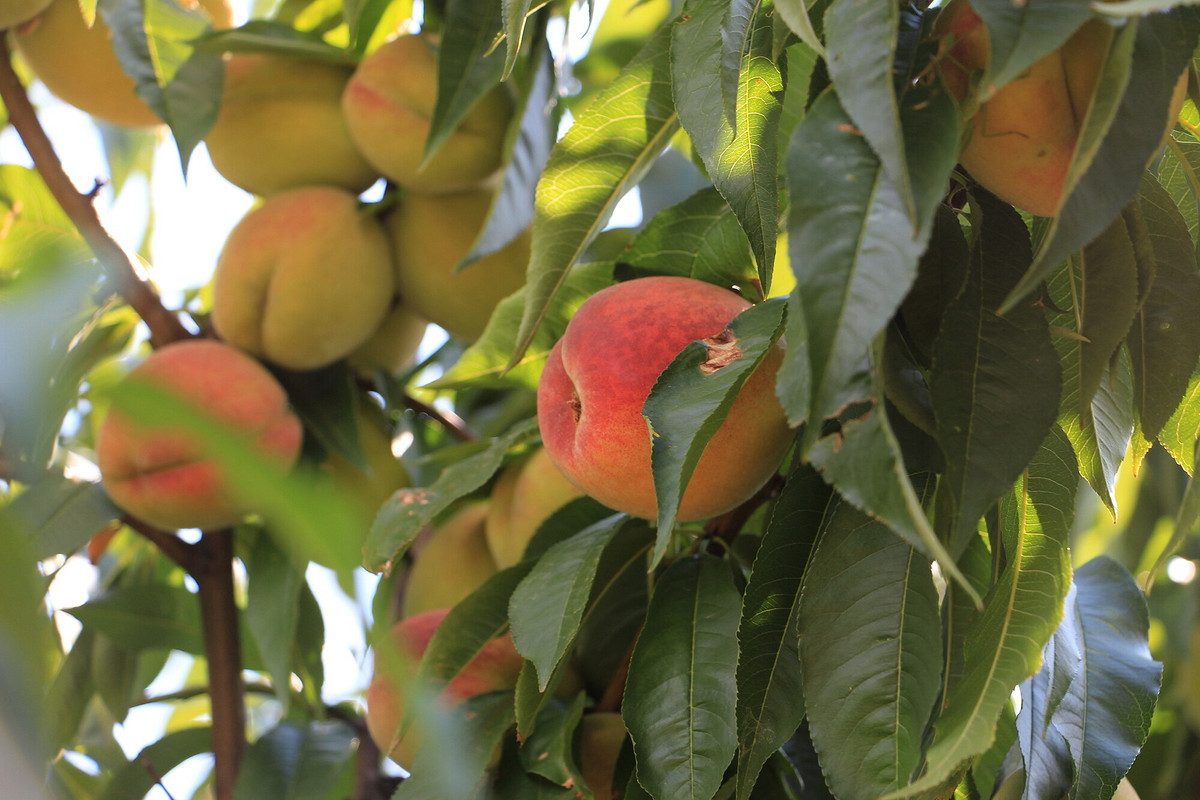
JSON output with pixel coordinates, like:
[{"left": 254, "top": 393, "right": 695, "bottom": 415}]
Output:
[{"left": 2, "top": 0, "right": 1200, "bottom": 799}]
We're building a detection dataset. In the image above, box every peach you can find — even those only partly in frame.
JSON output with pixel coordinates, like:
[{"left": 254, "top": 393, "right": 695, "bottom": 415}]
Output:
[
  {"left": 204, "top": 52, "right": 380, "bottom": 197},
  {"left": 485, "top": 447, "right": 585, "bottom": 569},
  {"left": 0, "top": 0, "right": 51, "bottom": 30},
  {"left": 536, "top": 276, "right": 792, "bottom": 521},
  {"left": 211, "top": 186, "right": 395, "bottom": 371},
  {"left": 341, "top": 34, "right": 513, "bottom": 193},
  {"left": 365, "top": 608, "right": 524, "bottom": 768},
  {"left": 13, "top": 0, "right": 233, "bottom": 127},
  {"left": 347, "top": 300, "right": 428, "bottom": 375},
  {"left": 401, "top": 502, "right": 499, "bottom": 619},
  {"left": 96, "top": 339, "right": 303, "bottom": 531},
  {"left": 384, "top": 188, "right": 529, "bottom": 342},
  {"left": 936, "top": 0, "right": 1187, "bottom": 217}
]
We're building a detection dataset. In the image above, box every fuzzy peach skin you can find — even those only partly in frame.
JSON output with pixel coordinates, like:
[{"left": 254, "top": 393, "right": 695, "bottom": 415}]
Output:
[
  {"left": 401, "top": 502, "right": 499, "bottom": 619},
  {"left": 937, "top": 0, "right": 1187, "bottom": 217},
  {"left": 342, "top": 34, "right": 514, "bottom": 194},
  {"left": 211, "top": 186, "right": 395, "bottom": 371},
  {"left": 13, "top": 0, "right": 232, "bottom": 127},
  {"left": 484, "top": 447, "right": 584, "bottom": 569},
  {"left": 365, "top": 608, "right": 524, "bottom": 768},
  {"left": 536, "top": 276, "right": 793, "bottom": 522},
  {"left": 96, "top": 340, "right": 303, "bottom": 531},
  {"left": 204, "top": 52, "right": 381, "bottom": 197},
  {"left": 384, "top": 188, "right": 529, "bottom": 342}
]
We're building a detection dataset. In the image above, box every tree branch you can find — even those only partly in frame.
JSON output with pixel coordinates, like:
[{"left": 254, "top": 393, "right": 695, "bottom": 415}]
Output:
[
  {"left": 0, "top": 37, "right": 192, "bottom": 348},
  {"left": 123, "top": 515, "right": 197, "bottom": 570},
  {"left": 192, "top": 528, "right": 245, "bottom": 800},
  {"left": 401, "top": 393, "right": 476, "bottom": 442}
]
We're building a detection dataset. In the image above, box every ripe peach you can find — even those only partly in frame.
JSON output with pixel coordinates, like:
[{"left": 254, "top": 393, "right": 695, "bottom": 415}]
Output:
[
  {"left": 96, "top": 339, "right": 303, "bottom": 531},
  {"left": 13, "top": 0, "right": 233, "bottom": 127},
  {"left": 485, "top": 447, "right": 585, "bottom": 569},
  {"left": 0, "top": 0, "right": 51, "bottom": 30},
  {"left": 384, "top": 188, "right": 529, "bottom": 342},
  {"left": 365, "top": 608, "right": 524, "bottom": 768},
  {"left": 936, "top": 0, "right": 1187, "bottom": 216},
  {"left": 537, "top": 276, "right": 792, "bottom": 521},
  {"left": 211, "top": 186, "right": 395, "bottom": 371},
  {"left": 341, "top": 34, "right": 513, "bottom": 193},
  {"left": 204, "top": 52, "right": 380, "bottom": 197},
  {"left": 401, "top": 502, "right": 499, "bottom": 619}
]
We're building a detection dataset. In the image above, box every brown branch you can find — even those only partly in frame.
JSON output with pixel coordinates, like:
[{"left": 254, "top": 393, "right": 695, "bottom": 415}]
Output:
[
  {"left": 192, "top": 528, "right": 245, "bottom": 800},
  {"left": 401, "top": 393, "right": 476, "bottom": 442},
  {"left": 0, "top": 37, "right": 192, "bottom": 348},
  {"left": 122, "top": 515, "right": 197, "bottom": 570}
]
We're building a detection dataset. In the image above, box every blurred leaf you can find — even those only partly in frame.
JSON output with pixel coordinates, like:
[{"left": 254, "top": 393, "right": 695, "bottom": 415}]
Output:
[
  {"left": 7, "top": 474, "right": 121, "bottom": 560},
  {"left": 244, "top": 530, "right": 305, "bottom": 710},
  {"left": 733, "top": 462, "right": 832, "bottom": 800},
  {"left": 967, "top": 0, "right": 1093, "bottom": 94},
  {"left": 44, "top": 630, "right": 95, "bottom": 754},
  {"left": 1008, "top": 9, "right": 1200, "bottom": 311},
  {"left": 1129, "top": 174, "right": 1200, "bottom": 439},
  {"left": 500, "top": 0, "right": 534, "bottom": 79},
  {"left": 623, "top": 555, "right": 739, "bottom": 800},
  {"left": 672, "top": 0, "right": 783, "bottom": 293},
  {"left": 644, "top": 297, "right": 787, "bottom": 560},
  {"left": 825, "top": 0, "right": 912, "bottom": 224},
  {"left": 0, "top": 165, "right": 90, "bottom": 271},
  {"left": 193, "top": 20, "right": 355, "bottom": 62},
  {"left": 931, "top": 190, "right": 1061, "bottom": 558},
  {"left": 232, "top": 719, "right": 357, "bottom": 800},
  {"left": 64, "top": 582, "right": 205, "bottom": 654},
  {"left": 887, "top": 426, "right": 1076, "bottom": 799},
  {"left": 1056, "top": 557, "right": 1162, "bottom": 800},
  {"left": 91, "top": 634, "right": 140, "bottom": 723},
  {"left": 785, "top": 90, "right": 933, "bottom": 449},
  {"left": 101, "top": 0, "right": 225, "bottom": 172},
  {"left": 799, "top": 497, "right": 942, "bottom": 800},
  {"left": 364, "top": 417, "right": 539, "bottom": 570},
  {"left": 512, "top": 21, "right": 678, "bottom": 364},
  {"left": 343, "top": 0, "right": 395, "bottom": 53},
  {"left": 509, "top": 514, "right": 626, "bottom": 691},
  {"left": 428, "top": 0, "right": 506, "bottom": 167},
  {"left": 96, "top": 725, "right": 213, "bottom": 800},
  {"left": 623, "top": 187, "right": 758, "bottom": 294},
  {"left": 271, "top": 362, "right": 364, "bottom": 469}
]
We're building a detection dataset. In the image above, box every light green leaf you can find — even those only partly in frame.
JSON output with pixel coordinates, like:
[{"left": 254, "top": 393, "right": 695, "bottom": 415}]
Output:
[
  {"left": 429, "top": 0, "right": 507, "bottom": 167},
  {"left": 7, "top": 474, "right": 121, "bottom": 560}
]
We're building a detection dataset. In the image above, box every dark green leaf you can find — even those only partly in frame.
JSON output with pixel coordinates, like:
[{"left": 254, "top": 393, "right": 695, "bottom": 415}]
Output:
[
  {"left": 931, "top": 190, "right": 1061, "bottom": 558},
  {"left": 798, "top": 498, "right": 942, "bottom": 800},
  {"left": 272, "top": 362, "right": 365, "bottom": 469},
  {"left": 233, "top": 719, "right": 357, "bottom": 800},
  {"left": 193, "top": 21, "right": 354, "bottom": 63},
  {"left": 65, "top": 582, "right": 204, "bottom": 654},
  {"left": 429, "top": 0, "right": 507, "bottom": 167},
  {"left": 774, "top": 292, "right": 811, "bottom": 426},
  {"left": 623, "top": 555, "right": 740, "bottom": 800},
  {"left": 967, "top": 0, "right": 1093, "bottom": 93},
  {"left": 733, "top": 462, "right": 831, "bottom": 800},
  {"left": 512, "top": 21, "right": 678, "bottom": 363},
  {"left": 501, "top": 0, "right": 535, "bottom": 80},
  {"left": 244, "top": 531, "right": 305, "bottom": 709},
  {"left": 644, "top": 297, "right": 787, "bottom": 559},
  {"left": 519, "top": 694, "right": 588, "bottom": 790}
]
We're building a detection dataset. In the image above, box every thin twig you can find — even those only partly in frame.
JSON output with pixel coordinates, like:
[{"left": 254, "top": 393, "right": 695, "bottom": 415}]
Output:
[
  {"left": 122, "top": 515, "right": 196, "bottom": 570},
  {"left": 0, "top": 37, "right": 192, "bottom": 348},
  {"left": 401, "top": 393, "right": 476, "bottom": 442}
]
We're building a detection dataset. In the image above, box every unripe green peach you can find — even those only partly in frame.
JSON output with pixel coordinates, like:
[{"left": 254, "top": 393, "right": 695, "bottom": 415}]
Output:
[
  {"left": 401, "top": 502, "right": 499, "bottom": 619},
  {"left": 0, "top": 0, "right": 51, "bottom": 30},
  {"left": 347, "top": 301, "right": 428, "bottom": 375},
  {"left": 385, "top": 188, "right": 529, "bottom": 342},
  {"left": 96, "top": 339, "right": 304, "bottom": 531},
  {"left": 204, "top": 53, "right": 380, "bottom": 197},
  {"left": 485, "top": 447, "right": 585, "bottom": 569},
  {"left": 13, "top": 0, "right": 233, "bottom": 127},
  {"left": 211, "top": 186, "right": 394, "bottom": 371},
  {"left": 342, "top": 33, "right": 513, "bottom": 193},
  {"left": 537, "top": 276, "right": 792, "bottom": 521}
]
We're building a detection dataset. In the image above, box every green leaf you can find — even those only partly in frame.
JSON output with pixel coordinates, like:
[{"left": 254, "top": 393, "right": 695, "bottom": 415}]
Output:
[
  {"left": 509, "top": 514, "right": 626, "bottom": 690},
  {"left": 672, "top": 0, "right": 783, "bottom": 293},
  {"left": 785, "top": 90, "right": 933, "bottom": 447},
  {"left": 511, "top": 20, "right": 678, "bottom": 363},
  {"left": 825, "top": 0, "right": 912, "bottom": 224},
  {"left": 429, "top": 0, "right": 506, "bottom": 167},
  {"left": 271, "top": 362, "right": 365, "bottom": 469},
  {"left": 7, "top": 474, "right": 121, "bottom": 560},
  {"left": 774, "top": 292, "right": 811, "bottom": 426},
  {"left": 1007, "top": 9, "right": 1200, "bottom": 310},
  {"left": 501, "top": 0, "right": 535, "bottom": 79},
  {"left": 102, "top": 0, "right": 225, "bottom": 172},
  {"left": 519, "top": 694, "right": 588, "bottom": 791},
  {"left": 733, "top": 462, "right": 832, "bottom": 800},
  {"left": 623, "top": 187, "right": 759, "bottom": 294},
  {"left": 64, "top": 582, "right": 205, "bottom": 654},
  {"left": 364, "top": 417, "right": 540, "bottom": 570},
  {"left": 1158, "top": 368, "right": 1200, "bottom": 473},
  {"left": 930, "top": 190, "right": 1062, "bottom": 558},
  {"left": 644, "top": 297, "right": 787, "bottom": 560},
  {"left": 96, "top": 726, "right": 213, "bottom": 800},
  {"left": 0, "top": 164, "right": 90, "bottom": 271},
  {"left": 623, "top": 554, "right": 740, "bottom": 800},
  {"left": 798, "top": 500, "right": 943, "bottom": 800},
  {"left": 232, "top": 719, "right": 357, "bottom": 800},
  {"left": 1058, "top": 557, "right": 1162, "bottom": 800},
  {"left": 193, "top": 21, "right": 354, "bottom": 63},
  {"left": 44, "top": 629, "right": 94, "bottom": 754},
  {"left": 967, "top": 0, "right": 1094, "bottom": 94},
  {"left": 244, "top": 531, "right": 305, "bottom": 709},
  {"left": 1128, "top": 174, "right": 1200, "bottom": 439},
  {"left": 886, "top": 426, "right": 1076, "bottom": 799}
]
